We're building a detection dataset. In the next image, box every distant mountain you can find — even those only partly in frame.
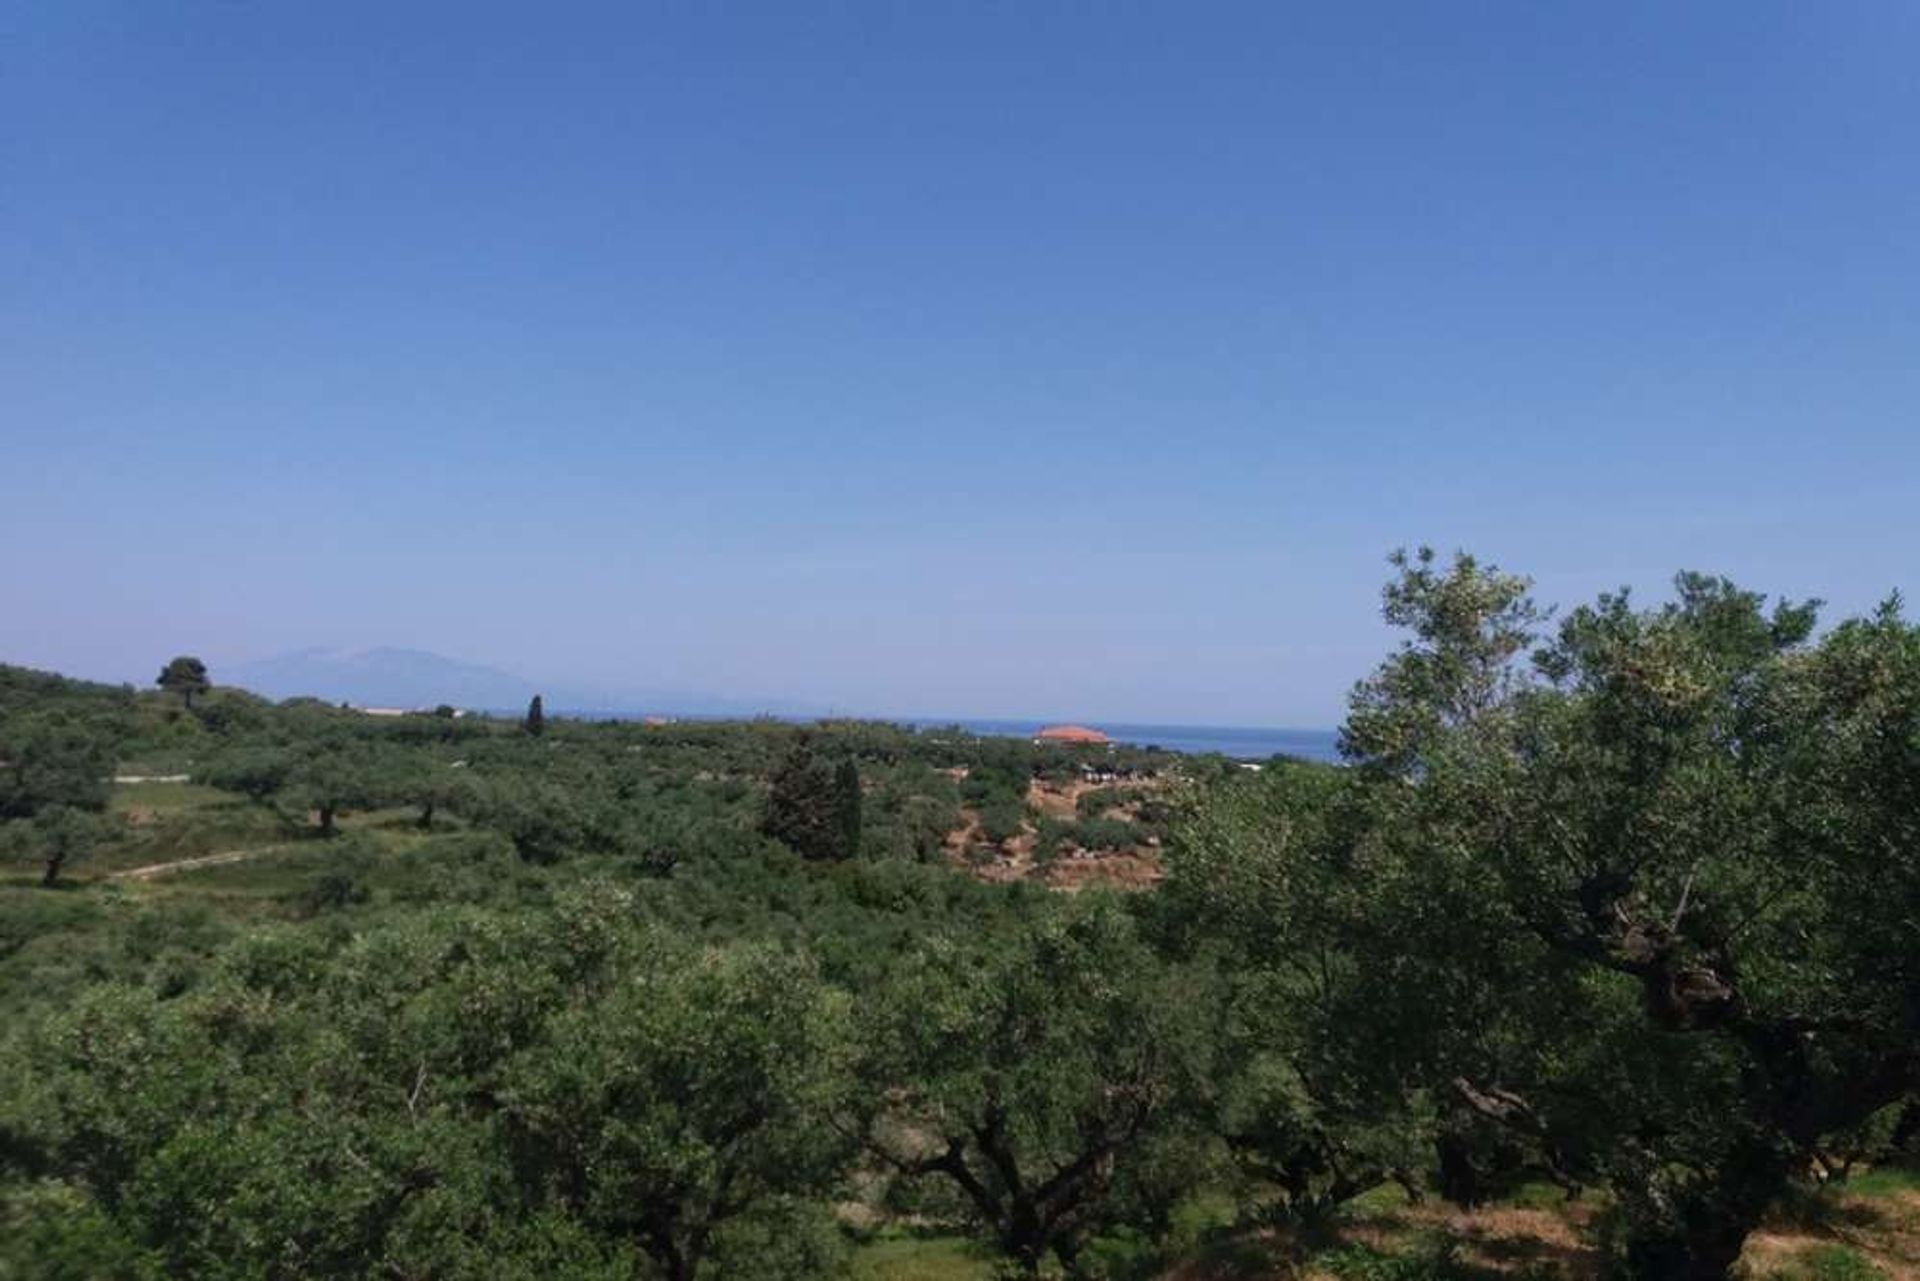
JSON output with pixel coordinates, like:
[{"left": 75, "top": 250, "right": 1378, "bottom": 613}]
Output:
[
  {"left": 223, "top": 647, "right": 543, "bottom": 710},
  {"left": 221, "top": 646, "right": 822, "bottom": 719}
]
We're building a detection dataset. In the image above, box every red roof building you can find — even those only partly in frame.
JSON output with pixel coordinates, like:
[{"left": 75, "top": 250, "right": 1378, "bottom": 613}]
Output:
[{"left": 1034, "top": 724, "right": 1112, "bottom": 744}]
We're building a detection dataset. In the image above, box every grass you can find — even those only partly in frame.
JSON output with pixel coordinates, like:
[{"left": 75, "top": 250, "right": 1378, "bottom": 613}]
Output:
[
  {"left": 1759, "top": 1242, "right": 1889, "bottom": 1280},
  {"left": 1501, "top": 1182, "right": 1580, "bottom": 1213},
  {"left": 1840, "top": 1167, "right": 1920, "bottom": 1200},
  {"left": 1347, "top": 1182, "right": 1419, "bottom": 1216},
  {"left": 108, "top": 780, "right": 230, "bottom": 814},
  {"left": 847, "top": 1233, "right": 993, "bottom": 1280}
]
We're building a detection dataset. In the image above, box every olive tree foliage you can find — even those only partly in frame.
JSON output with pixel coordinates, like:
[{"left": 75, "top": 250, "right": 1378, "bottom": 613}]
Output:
[
  {"left": 285, "top": 740, "right": 392, "bottom": 837},
  {"left": 0, "top": 891, "right": 861, "bottom": 1281},
  {"left": 1340, "top": 546, "right": 1543, "bottom": 774},
  {"left": 200, "top": 735, "right": 392, "bottom": 837},
  {"left": 501, "top": 943, "right": 858, "bottom": 1281},
  {"left": 403, "top": 752, "right": 473, "bottom": 830},
  {"left": 0, "top": 715, "right": 114, "bottom": 885},
  {"left": 858, "top": 896, "right": 1212, "bottom": 1276},
  {"left": 1339, "top": 551, "right": 1920, "bottom": 1278},
  {"left": 1160, "top": 764, "right": 1438, "bottom": 1221}
]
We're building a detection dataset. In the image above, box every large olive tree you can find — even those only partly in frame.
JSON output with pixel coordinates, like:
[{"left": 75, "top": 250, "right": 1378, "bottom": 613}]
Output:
[
  {"left": 1343, "top": 551, "right": 1920, "bottom": 1277},
  {"left": 859, "top": 896, "right": 1211, "bottom": 1275}
]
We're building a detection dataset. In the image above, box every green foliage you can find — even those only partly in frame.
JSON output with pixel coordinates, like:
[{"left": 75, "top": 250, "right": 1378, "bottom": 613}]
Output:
[
  {"left": 0, "top": 893, "right": 859, "bottom": 1280},
  {"left": 0, "top": 713, "right": 115, "bottom": 885},
  {"left": 284, "top": 739, "right": 391, "bottom": 836},
  {"left": 1340, "top": 546, "right": 1539, "bottom": 772},
  {"left": 1161, "top": 760, "right": 1434, "bottom": 1221},
  {"left": 1331, "top": 554, "right": 1920, "bottom": 1273},
  {"left": 0, "top": 1179, "right": 160, "bottom": 1279},
  {"left": 502, "top": 940, "right": 858, "bottom": 1279},
  {"left": 1065, "top": 816, "right": 1139, "bottom": 852},
  {"left": 199, "top": 744, "right": 292, "bottom": 805},
  {"left": 155, "top": 655, "right": 211, "bottom": 709},
  {"left": 849, "top": 1233, "right": 994, "bottom": 1280},
  {"left": 1314, "top": 1235, "right": 1481, "bottom": 1280},
  {"left": 1, "top": 545, "right": 1915, "bottom": 1281},
  {"left": 762, "top": 737, "right": 861, "bottom": 862},
  {"left": 976, "top": 797, "right": 1027, "bottom": 846},
  {"left": 0, "top": 716, "right": 113, "bottom": 821},
  {"left": 1768, "top": 1243, "right": 1889, "bottom": 1281},
  {"left": 834, "top": 757, "right": 864, "bottom": 858},
  {"left": 860, "top": 896, "right": 1213, "bottom": 1273},
  {"left": 1843, "top": 1166, "right": 1920, "bottom": 1200}
]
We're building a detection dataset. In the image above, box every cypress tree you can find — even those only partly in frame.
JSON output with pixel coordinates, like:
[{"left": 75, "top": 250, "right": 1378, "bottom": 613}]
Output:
[
  {"left": 525, "top": 694, "right": 545, "bottom": 737},
  {"left": 762, "top": 736, "right": 857, "bottom": 861},
  {"left": 833, "top": 758, "right": 862, "bottom": 859}
]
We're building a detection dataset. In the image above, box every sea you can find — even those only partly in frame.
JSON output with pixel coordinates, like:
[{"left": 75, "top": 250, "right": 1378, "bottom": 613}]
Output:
[{"left": 550, "top": 708, "right": 1342, "bottom": 763}]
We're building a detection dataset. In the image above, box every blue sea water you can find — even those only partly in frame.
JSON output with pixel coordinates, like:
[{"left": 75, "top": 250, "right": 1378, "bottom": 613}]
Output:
[{"left": 556, "top": 707, "right": 1343, "bottom": 763}]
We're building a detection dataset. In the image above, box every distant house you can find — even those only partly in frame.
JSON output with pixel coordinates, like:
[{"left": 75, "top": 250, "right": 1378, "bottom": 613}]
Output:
[
  {"left": 1034, "top": 724, "right": 1112, "bottom": 745},
  {"left": 353, "top": 705, "right": 465, "bottom": 718}
]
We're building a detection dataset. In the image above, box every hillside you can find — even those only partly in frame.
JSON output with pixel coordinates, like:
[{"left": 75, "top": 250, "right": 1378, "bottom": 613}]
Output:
[{"left": 3, "top": 554, "right": 1919, "bottom": 1281}]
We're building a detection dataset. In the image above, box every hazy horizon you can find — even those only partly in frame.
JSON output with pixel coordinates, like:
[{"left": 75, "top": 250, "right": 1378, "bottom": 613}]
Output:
[
  {"left": 11, "top": 642, "right": 1342, "bottom": 733},
  {"left": 8, "top": 4, "right": 1919, "bottom": 725}
]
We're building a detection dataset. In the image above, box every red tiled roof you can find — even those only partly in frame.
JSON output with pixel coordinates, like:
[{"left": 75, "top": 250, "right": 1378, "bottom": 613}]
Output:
[{"left": 1035, "top": 724, "right": 1111, "bottom": 744}]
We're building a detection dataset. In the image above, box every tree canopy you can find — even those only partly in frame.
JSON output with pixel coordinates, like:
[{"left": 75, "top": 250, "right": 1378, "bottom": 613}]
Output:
[
  {"left": 156, "top": 656, "right": 210, "bottom": 709},
  {"left": 2, "top": 555, "right": 1916, "bottom": 1279}
]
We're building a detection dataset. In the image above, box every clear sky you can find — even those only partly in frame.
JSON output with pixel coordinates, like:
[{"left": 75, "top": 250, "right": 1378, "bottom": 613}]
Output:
[{"left": 5, "top": 3, "right": 1918, "bottom": 725}]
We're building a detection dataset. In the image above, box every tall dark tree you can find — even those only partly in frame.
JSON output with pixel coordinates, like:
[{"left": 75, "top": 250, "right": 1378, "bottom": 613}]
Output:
[
  {"left": 761, "top": 737, "right": 857, "bottom": 861},
  {"left": 156, "top": 656, "right": 210, "bottom": 710},
  {"left": 524, "top": 694, "right": 545, "bottom": 737},
  {"left": 833, "top": 757, "right": 862, "bottom": 859}
]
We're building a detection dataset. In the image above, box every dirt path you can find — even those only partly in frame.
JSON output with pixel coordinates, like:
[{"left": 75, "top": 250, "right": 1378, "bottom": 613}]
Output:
[{"left": 109, "top": 844, "right": 296, "bottom": 881}]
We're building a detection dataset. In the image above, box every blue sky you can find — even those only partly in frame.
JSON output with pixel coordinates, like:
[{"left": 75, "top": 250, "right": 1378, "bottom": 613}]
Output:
[{"left": 5, "top": 3, "right": 1918, "bottom": 725}]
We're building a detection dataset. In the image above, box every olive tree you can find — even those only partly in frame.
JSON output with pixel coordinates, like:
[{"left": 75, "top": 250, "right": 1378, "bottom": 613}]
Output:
[
  {"left": 500, "top": 943, "right": 857, "bottom": 1280},
  {"left": 859, "top": 896, "right": 1211, "bottom": 1275},
  {"left": 1161, "top": 763, "right": 1441, "bottom": 1221},
  {"left": 0, "top": 715, "right": 114, "bottom": 885},
  {"left": 1343, "top": 552, "right": 1920, "bottom": 1278}
]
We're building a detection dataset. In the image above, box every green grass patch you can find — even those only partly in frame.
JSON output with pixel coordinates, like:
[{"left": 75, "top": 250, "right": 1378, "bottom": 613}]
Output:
[
  {"left": 1169, "top": 1186, "right": 1240, "bottom": 1238},
  {"left": 1500, "top": 1180, "right": 1576, "bottom": 1212},
  {"left": 1313, "top": 1234, "right": 1488, "bottom": 1280},
  {"left": 1346, "top": 1180, "right": 1419, "bottom": 1216},
  {"left": 1842, "top": 1167, "right": 1920, "bottom": 1200},
  {"left": 108, "top": 780, "right": 231, "bottom": 814},
  {"left": 1768, "top": 1242, "right": 1889, "bottom": 1280},
  {"left": 87, "top": 803, "right": 293, "bottom": 876},
  {"left": 846, "top": 1232, "right": 993, "bottom": 1280}
]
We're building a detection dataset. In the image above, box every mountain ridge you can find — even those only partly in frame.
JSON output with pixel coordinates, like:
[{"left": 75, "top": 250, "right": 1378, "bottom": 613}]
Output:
[{"left": 222, "top": 646, "right": 818, "bottom": 718}]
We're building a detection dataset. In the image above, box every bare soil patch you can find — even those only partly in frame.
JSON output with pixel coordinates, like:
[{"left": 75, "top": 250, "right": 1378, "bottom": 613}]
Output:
[{"left": 942, "top": 775, "right": 1172, "bottom": 892}]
